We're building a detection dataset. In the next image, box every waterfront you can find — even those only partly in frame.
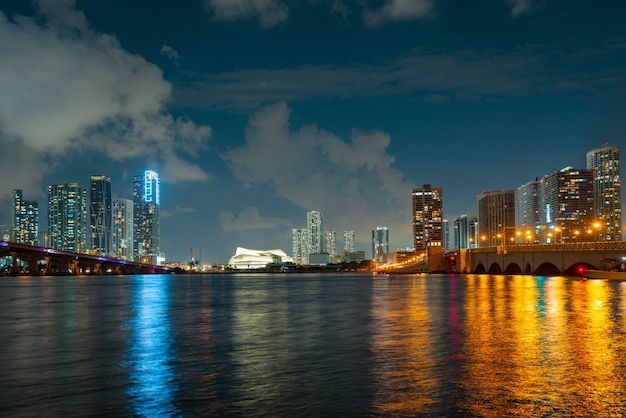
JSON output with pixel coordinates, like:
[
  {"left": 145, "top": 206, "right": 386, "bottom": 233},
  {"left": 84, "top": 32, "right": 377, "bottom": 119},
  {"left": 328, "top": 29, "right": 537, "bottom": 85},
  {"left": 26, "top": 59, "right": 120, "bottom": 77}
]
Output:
[{"left": 1, "top": 273, "right": 625, "bottom": 417}]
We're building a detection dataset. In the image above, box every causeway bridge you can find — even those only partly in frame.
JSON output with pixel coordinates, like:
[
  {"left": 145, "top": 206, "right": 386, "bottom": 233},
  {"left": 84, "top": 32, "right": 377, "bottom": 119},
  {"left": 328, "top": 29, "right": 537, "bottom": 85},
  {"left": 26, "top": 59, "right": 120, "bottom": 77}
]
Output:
[
  {"left": 0, "top": 241, "right": 173, "bottom": 275},
  {"left": 379, "top": 242, "right": 626, "bottom": 276}
]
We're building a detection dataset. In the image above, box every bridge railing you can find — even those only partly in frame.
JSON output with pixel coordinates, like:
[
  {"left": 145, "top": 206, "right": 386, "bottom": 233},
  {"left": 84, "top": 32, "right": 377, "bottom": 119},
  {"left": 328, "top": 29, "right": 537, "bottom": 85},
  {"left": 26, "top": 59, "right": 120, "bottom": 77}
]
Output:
[{"left": 469, "top": 241, "right": 626, "bottom": 253}]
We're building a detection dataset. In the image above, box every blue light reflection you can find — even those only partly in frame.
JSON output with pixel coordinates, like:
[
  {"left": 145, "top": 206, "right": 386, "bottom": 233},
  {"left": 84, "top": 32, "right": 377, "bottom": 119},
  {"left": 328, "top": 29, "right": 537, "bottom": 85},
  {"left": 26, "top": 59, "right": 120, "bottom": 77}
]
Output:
[{"left": 125, "top": 276, "right": 179, "bottom": 416}]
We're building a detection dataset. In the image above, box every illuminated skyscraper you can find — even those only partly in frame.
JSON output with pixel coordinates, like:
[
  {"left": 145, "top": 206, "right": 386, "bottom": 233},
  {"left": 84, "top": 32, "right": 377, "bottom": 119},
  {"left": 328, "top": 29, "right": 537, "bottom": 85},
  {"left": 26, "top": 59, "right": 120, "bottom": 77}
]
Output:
[
  {"left": 539, "top": 167, "right": 594, "bottom": 243},
  {"left": 133, "top": 170, "right": 160, "bottom": 263},
  {"left": 307, "top": 210, "right": 323, "bottom": 255},
  {"left": 47, "top": 183, "right": 87, "bottom": 252},
  {"left": 476, "top": 190, "right": 515, "bottom": 247},
  {"left": 90, "top": 175, "right": 112, "bottom": 256},
  {"left": 412, "top": 184, "right": 443, "bottom": 250},
  {"left": 516, "top": 179, "right": 540, "bottom": 240},
  {"left": 586, "top": 145, "right": 621, "bottom": 241},
  {"left": 372, "top": 227, "right": 389, "bottom": 261},
  {"left": 292, "top": 228, "right": 308, "bottom": 265},
  {"left": 112, "top": 198, "right": 134, "bottom": 261},
  {"left": 12, "top": 189, "right": 39, "bottom": 246},
  {"left": 324, "top": 230, "right": 337, "bottom": 258},
  {"left": 343, "top": 230, "right": 355, "bottom": 253},
  {"left": 454, "top": 213, "right": 478, "bottom": 249}
]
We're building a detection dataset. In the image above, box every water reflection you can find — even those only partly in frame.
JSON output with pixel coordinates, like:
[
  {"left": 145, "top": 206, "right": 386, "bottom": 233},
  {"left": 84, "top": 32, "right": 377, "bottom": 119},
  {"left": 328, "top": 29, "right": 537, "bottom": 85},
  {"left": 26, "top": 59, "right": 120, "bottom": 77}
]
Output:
[
  {"left": 371, "top": 276, "right": 438, "bottom": 415},
  {"left": 125, "top": 276, "right": 179, "bottom": 416},
  {"left": 461, "top": 275, "right": 626, "bottom": 416}
]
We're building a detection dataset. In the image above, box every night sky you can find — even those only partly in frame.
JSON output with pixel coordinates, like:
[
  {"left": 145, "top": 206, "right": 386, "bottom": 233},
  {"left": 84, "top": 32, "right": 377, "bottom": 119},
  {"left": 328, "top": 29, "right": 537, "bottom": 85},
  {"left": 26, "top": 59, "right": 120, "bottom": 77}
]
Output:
[{"left": 1, "top": 0, "right": 625, "bottom": 263}]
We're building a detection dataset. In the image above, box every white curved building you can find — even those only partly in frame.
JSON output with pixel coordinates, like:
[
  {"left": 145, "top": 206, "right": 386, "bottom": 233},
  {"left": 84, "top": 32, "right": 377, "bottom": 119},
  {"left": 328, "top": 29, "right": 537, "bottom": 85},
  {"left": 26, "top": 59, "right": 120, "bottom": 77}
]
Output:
[{"left": 227, "top": 247, "right": 294, "bottom": 270}]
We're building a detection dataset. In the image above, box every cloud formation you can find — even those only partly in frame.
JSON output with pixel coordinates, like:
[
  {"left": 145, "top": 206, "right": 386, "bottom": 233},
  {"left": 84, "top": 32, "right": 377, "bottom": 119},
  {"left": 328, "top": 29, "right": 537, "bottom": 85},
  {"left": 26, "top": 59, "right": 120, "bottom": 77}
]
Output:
[
  {"left": 204, "top": 0, "right": 288, "bottom": 27},
  {"left": 219, "top": 206, "right": 292, "bottom": 231},
  {"left": 0, "top": 0, "right": 211, "bottom": 201},
  {"left": 508, "top": 0, "right": 533, "bottom": 17},
  {"left": 222, "top": 101, "right": 414, "bottom": 247},
  {"left": 364, "top": 0, "right": 434, "bottom": 26}
]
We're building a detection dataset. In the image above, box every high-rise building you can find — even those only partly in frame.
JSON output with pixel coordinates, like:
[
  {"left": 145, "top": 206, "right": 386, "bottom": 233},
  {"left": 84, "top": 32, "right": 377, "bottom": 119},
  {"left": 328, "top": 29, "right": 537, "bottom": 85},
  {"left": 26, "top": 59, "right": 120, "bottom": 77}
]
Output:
[
  {"left": 476, "top": 190, "right": 515, "bottom": 247},
  {"left": 47, "top": 183, "right": 87, "bottom": 253},
  {"left": 343, "top": 230, "right": 355, "bottom": 253},
  {"left": 516, "top": 179, "right": 540, "bottom": 241},
  {"left": 307, "top": 210, "right": 323, "bottom": 255},
  {"left": 112, "top": 198, "right": 134, "bottom": 261},
  {"left": 90, "top": 175, "right": 112, "bottom": 256},
  {"left": 292, "top": 228, "right": 308, "bottom": 265},
  {"left": 133, "top": 170, "right": 160, "bottom": 263},
  {"left": 538, "top": 167, "right": 594, "bottom": 243},
  {"left": 324, "top": 230, "right": 337, "bottom": 258},
  {"left": 12, "top": 189, "right": 39, "bottom": 246},
  {"left": 454, "top": 213, "right": 478, "bottom": 249},
  {"left": 412, "top": 184, "right": 443, "bottom": 250},
  {"left": 372, "top": 227, "right": 389, "bottom": 261},
  {"left": 586, "top": 145, "right": 621, "bottom": 241}
]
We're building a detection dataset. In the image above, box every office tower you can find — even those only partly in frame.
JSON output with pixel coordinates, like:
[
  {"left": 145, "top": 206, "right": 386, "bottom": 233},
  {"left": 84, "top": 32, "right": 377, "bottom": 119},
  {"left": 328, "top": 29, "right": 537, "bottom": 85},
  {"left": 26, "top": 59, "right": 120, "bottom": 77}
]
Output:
[
  {"left": 324, "top": 230, "right": 337, "bottom": 257},
  {"left": 539, "top": 167, "right": 594, "bottom": 243},
  {"left": 586, "top": 145, "right": 621, "bottom": 241},
  {"left": 112, "top": 198, "right": 134, "bottom": 261},
  {"left": 133, "top": 170, "right": 160, "bottom": 263},
  {"left": 12, "top": 189, "right": 39, "bottom": 246},
  {"left": 372, "top": 227, "right": 389, "bottom": 262},
  {"left": 307, "top": 210, "right": 323, "bottom": 255},
  {"left": 516, "top": 179, "right": 540, "bottom": 241},
  {"left": 443, "top": 219, "right": 450, "bottom": 250},
  {"left": 90, "top": 175, "right": 112, "bottom": 256},
  {"left": 47, "top": 183, "right": 87, "bottom": 253},
  {"left": 476, "top": 190, "right": 515, "bottom": 247},
  {"left": 343, "top": 230, "right": 355, "bottom": 253},
  {"left": 292, "top": 228, "right": 308, "bottom": 265},
  {"left": 412, "top": 184, "right": 443, "bottom": 250},
  {"left": 454, "top": 213, "right": 478, "bottom": 249}
]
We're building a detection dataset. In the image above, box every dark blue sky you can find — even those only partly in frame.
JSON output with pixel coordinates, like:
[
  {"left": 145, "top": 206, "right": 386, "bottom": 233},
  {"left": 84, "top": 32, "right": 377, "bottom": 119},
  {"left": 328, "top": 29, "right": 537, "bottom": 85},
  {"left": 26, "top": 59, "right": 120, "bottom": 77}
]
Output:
[{"left": 1, "top": 0, "right": 624, "bottom": 262}]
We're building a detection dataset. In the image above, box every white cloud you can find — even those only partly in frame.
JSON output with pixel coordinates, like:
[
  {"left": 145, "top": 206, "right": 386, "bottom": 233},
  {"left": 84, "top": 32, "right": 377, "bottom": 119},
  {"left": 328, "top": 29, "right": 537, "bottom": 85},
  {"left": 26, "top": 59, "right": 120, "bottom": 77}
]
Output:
[
  {"left": 507, "top": 0, "right": 532, "bottom": 17},
  {"left": 204, "top": 0, "right": 288, "bottom": 27},
  {"left": 219, "top": 206, "right": 292, "bottom": 230},
  {"left": 222, "top": 101, "right": 415, "bottom": 247},
  {"left": 160, "top": 45, "right": 180, "bottom": 61},
  {"left": 0, "top": 0, "right": 211, "bottom": 201},
  {"left": 364, "top": 0, "right": 434, "bottom": 26}
]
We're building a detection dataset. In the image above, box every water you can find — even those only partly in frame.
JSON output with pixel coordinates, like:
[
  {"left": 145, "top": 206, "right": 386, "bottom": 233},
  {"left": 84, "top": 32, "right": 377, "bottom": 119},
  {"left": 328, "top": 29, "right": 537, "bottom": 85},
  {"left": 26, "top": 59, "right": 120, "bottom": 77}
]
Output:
[{"left": 1, "top": 273, "right": 625, "bottom": 417}]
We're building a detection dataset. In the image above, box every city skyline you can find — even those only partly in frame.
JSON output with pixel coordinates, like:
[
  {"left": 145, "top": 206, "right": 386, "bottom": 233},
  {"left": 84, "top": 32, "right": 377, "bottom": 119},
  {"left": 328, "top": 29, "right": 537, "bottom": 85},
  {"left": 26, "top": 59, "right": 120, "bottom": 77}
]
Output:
[{"left": 1, "top": 0, "right": 625, "bottom": 263}]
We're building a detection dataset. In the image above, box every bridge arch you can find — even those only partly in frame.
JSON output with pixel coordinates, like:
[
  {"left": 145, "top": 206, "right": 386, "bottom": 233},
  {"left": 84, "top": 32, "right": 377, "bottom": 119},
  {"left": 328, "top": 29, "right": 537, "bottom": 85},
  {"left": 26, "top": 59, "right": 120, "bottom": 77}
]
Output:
[
  {"left": 475, "top": 263, "right": 486, "bottom": 274},
  {"left": 533, "top": 262, "right": 560, "bottom": 276},
  {"left": 488, "top": 263, "right": 502, "bottom": 274},
  {"left": 503, "top": 262, "right": 522, "bottom": 274}
]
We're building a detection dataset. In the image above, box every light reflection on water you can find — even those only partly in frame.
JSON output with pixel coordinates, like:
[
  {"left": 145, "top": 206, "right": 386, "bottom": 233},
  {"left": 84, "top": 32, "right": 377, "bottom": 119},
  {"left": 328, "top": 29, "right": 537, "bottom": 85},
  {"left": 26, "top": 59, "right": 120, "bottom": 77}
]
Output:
[
  {"left": 124, "top": 275, "right": 179, "bottom": 417},
  {"left": 1, "top": 273, "right": 626, "bottom": 416}
]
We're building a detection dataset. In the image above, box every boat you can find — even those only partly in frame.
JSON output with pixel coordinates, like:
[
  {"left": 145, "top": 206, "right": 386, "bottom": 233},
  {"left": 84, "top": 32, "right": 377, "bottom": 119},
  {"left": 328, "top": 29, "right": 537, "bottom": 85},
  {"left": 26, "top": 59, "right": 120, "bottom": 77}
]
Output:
[{"left": 583, "top": 269, "right": 626, "bottom": 281}]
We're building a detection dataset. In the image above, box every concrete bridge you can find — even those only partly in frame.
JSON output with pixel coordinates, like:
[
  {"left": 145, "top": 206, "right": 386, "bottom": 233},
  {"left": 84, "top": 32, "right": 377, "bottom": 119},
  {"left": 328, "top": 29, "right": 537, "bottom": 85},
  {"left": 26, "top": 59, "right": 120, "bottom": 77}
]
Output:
[
  {"left": 459, "top": 241, "right": 626, "bottom": 276},
  {"left": 0, "top": 241, "right": 173, "bottom": 276}
]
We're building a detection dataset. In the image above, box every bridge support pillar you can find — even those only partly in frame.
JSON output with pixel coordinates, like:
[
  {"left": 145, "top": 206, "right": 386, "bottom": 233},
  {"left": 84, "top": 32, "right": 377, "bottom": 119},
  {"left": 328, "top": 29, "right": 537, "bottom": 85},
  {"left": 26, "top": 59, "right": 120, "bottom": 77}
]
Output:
[{"left": 10, "top": 252, "right": 19, "bottom": 275}]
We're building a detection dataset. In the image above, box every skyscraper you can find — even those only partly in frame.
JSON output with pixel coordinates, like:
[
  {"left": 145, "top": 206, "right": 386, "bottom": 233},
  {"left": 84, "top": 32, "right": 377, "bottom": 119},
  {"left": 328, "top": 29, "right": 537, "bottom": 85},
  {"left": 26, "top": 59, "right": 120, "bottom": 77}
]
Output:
[
  {"left": 454, "top": 213, "right": 478, "bottom": 249},
  {"left": 586, "top": 145, "right": 621, "bottom": 241},
  {"left": 476, "top": 190, "right": 515, "bottom": 247},
  {"left": 90, "top": 175, "right": 112, "bottom": 256},
  {"left": 516, "top": 179, "right": 540, "bottom": 242},
  {"left": 324, "top": 230, "right": 337, "bottom": 258},
  {"left": 538, "top": 167, "right": 594, "bottom": 243},
  {"left": 307, "top": 210, "right": 323, "bottom": 255},
  {"left": 133, "top": 170, "right": 160, "bottom": 263},
  {"left": 47, "top": 183, "right": 87, "bottom": 252},
  {"left": 292, "top": 228, "right": 308, "bottom": 265},
  {"left": 12, "top": 189, "right": 39, "bottom": 246},
  {"left": 372, "top": 227, "right": 389, "bottom": 262},
  {"left": 112, "top": 198, "right": 134, "bottom": 261},
  {"left": 412, "top": 184, "right": 443, "bottom": 251},
  {"left": 343, "top": 230, "right": 355, "bottom": 253}
]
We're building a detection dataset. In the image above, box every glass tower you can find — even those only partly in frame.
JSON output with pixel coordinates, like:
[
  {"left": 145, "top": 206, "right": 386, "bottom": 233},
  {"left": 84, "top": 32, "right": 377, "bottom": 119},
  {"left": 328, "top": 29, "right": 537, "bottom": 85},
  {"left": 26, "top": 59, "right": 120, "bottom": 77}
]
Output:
[
  {"left": 12, "top": 189, "right": 39, "bottom": 246},
  {"left": 112, "top": 198, "right": 134, "bottom": 261},
  {"left": 307, "top": 210, "right": 323, "bottom": 255},
  {"left": 133, "top": 170, "right": 160, "bottom": 263},
  {"left": 90, "top": 175, "right": 112, "bottom": 256},
  {"left": 47, "top": 183, "right": 87, "bottom": 252},
  {"left": 372, "top": 227, "right": 389, "bottom": 262},
  {"left": 586, "top": 145, "right": 621, "bottom": 241}
]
